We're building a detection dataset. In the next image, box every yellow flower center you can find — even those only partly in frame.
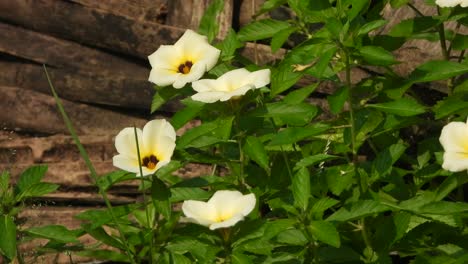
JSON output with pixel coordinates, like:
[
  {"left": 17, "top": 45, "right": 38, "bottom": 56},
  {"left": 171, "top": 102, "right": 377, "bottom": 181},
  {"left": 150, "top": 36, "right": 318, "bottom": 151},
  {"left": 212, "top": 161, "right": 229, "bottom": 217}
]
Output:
[
  {"left": 142, "top": 155, "right": 158, "bottom": 170},
  {"left": 178, "top": 61, "right": 193, "bottom": 74},
  {"left": 215, "top": 212, "right": 233, "bottom": 223}
]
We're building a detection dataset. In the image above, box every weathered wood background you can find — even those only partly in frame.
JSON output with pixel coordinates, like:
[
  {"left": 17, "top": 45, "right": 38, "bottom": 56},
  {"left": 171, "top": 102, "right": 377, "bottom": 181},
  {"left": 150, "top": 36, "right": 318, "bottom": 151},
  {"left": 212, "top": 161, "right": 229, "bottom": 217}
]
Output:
[{"left": 0, "top": 0, "right": 459, "bottom": 262}]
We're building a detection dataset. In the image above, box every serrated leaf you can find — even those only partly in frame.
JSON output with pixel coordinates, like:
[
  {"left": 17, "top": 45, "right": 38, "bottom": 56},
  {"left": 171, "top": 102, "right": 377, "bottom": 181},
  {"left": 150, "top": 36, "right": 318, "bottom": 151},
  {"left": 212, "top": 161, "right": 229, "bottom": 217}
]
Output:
[
  {"left": 152, "top": 177, "right": 171, "bottom": 219},
  {"left": 177, "top": 117, "right": 234, "bottom": 149},
  {"left": 0, "top": 215, "right": 16, "bottom": 260},
  {"left": 255, "top": 102, "right": 318, "bottom": 126},
  {"left": 218, "top": 29, "right": 243, "bottom": 61},
  {"left": 433, "top": 94, "right": 468, "bottom": 119},
  {"left": 271, "top": 27, "right": 297, "bottom": 52},
  {"left": 292, "top": 167, "right": 311, "bottom": 211},
  {"left": 18, "top": 182, "right": 59, "bottom": 199},
  {"left": 77, "top": 250, "right": 129, "bottom": 262},
  {"left": 17, "top": 165, "right": 47, "bottom": 193},
  {"left": 244, "top": 136, "right": 269, "bottom": 171},
  {"left": 170, "top": 187, "right": 211, "bottom": 202},
  {"left": 418, "top": 201, "right": 468, "bottom": 215},
  {"left": 452, "top": 34, "right": 468, "bottom": 50},
  {"left": 358, "top": 20, "right": 388, "bottom": 35},
  {"left": 238, "top": 19, "right": 290, "bottom": 41},
  {"left": 310, "top": 197, "right": 339, "bottom": 220},
  {"left": 198, "top": 0, "right": 224, "bottom": 42},
  {"left": 359, "top": 46, "right": 397, "bottom": 66},
  {"left": 171, "top": 98, "right": 205, "bottom": 130},
  {"left": 269, "top": 123, "right": 330, "bottom": 146},
  {"left": 75, "top": 204, "right": 141, "bottom": 229},
  {"left": 389, "top": 17, "right": 439, "bottom": 37},
  {"left": 408, "top": 60, "right": 468, "bottom": 83},
  {"left": 151, "top": 86, "right": 182, "bottom": 113},
  {"left": 295, "top": 154, "right": 339, "bottom": 170},
  {"left": 327, "top": 86, "right": 349, "bottom": 114},
  {"left": 284, "top": 83, "right": 319, "bottom": 104},
  {"left": 327, "top": 200, "right": 390, "bottom": 221},
  {"left": 372, "top": 142, "right": 407, "bottom": 178},
  {"left": 276, "top": 229, "right": 308, "bottom": 245},
  {"left": 308, "top": 221, "right": 340, "bottom": 248},
  {"left": 25, "top": 225, "right": 80, "bottom": 243},
  {"left": 367, "top": 98, "right": 426, "bottom": 116},
  {"left": 82, "top": 225, "right": 125, "bottom": 250},
  {"left": 97, "top": 171, "right": 137, "bottom": 191}
]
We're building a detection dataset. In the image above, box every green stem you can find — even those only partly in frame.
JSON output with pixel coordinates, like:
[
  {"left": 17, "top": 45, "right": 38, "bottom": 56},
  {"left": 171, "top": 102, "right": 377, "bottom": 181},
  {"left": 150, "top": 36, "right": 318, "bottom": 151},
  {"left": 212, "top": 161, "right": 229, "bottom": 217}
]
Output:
[
  {"left": 44, "top": 66, "right": 137, "bottom": 264},
  {"left": 16, "top": 243, "right": 25, "bottom": 264},
  {"left": 133, "top": 127, "right": 155, "bottom": 264},
  {"left": 360, "top": 219, "right": 373, "bottom": 253},
  {"left": 437, "top": 8, "right": 454, "bottom": 94},
  {"left": 344, "top": 50, "right": 357, "bottom": 164}
]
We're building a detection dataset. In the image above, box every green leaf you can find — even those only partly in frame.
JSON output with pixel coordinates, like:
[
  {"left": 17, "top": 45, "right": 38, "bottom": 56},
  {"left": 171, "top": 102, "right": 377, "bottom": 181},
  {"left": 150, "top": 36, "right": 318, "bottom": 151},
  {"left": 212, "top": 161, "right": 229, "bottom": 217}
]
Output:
[
  {"left": 0, "top": 215, "right": 16, "bottom": 260},
  {"left": 151, "top": 86, "right": 178, "bottom": 113},
  {"left": 433, "top": 93, "right": 468, "bottom": 119},
  {"left": 372, "top": 142, "right": 407, "bottom": 178},
  {"left": 327, "top": 86, "right": 349, "bottom": 114},
  {"left": 284, "top": 84, "right": 319, "bottom": 104},
  {"left": 418, "top": 201, "right": 468, "bottom": 215},
  {"left": 308, "top": 221, "right": 341, "bottom": 248},
  {"left": 77, "top": 250, "right": 130, "bottom": 262},
  {"left": 25, "top": 225, "right": 79, "bottom": 243},
  {"left": 18, "top": 182, "right": 59, "bottom": 199},
  {"left": 327, "top": 200, "right": 390, "bottom": 221},
  {"left": 166, "top": 237, "right": 220, "bottom": 261},
  {"left": 198, "top": 0, "right": 224, "bottom": 42},
  {"left": 97, "top": 171, "right": 137, "bottom": 191},
  {"left": 269, "top": 123, "right": 330, "bottom": 146},
  {"left": 390, "top": 0, "right": 410, "bottom": 8},
  {"left": 0, "top": 170, "right": 9, "bottom": 193},
  {"left": 16, "top": 165, "right": 47, "bottom": 193},
  {"left": 75, "top": 204, "right": 141, "bottom": 229},
  {"left": 82, "top": 225, "right": 125, "bottom": 250},
  {"left": 276, "top": 229, "right": 308, "bottom": 246},
  {"left": 257, "top": 0, "right": 288, "bottom": 16},
  {"left": 295, "top": 154, "right": 339, "bottom": 170},
  {"left": 256, "top": 102, "right": 318, "bottom": 126},
  {"left": 177, "top": 117, "right": 234, "bottom": 149},
  {"left": 244, "top": 136, "right": 269, "bottom": 171},
  {"left": 218, "top": 29, "right": 243, "bottom": 61},
  {"left": 310, "top": 197, "right": 339, "bottom": 220},
  {"left": 152, "top": 177, "right": 172, "bottom": 219},
  {"left": 408, "top": 60, "right": 468, "bottom": 83},
  {"left": 238, "top": 19, "right": 290, "bottom": 41},
  {"left": 270, "top": 64, "right": 303, "bottom": 96},
  {"left": 358, "top": 20, "right": 388, "bottom": 36},
  {"left": 170, "top": 187, "right": 211, "bottom": 202},
  {"left": 367, "top": 98, "right": 426, "bottom": 116},
  {"left": 452, "top": 34, "right": 468, "bottom": 50},
  {"left": 389, "top": 17, "right": 440, "bottom": 37},
  {"left": 359, "top": 46, "right": 397, "bottom": 66},
  {"left": 171, "top": 98, "right": 205, "bottom": 130},
  {"left": 292, "top": 167, "right": 311, "bottom": 211},
  {"left": 232, "top": 251, "right": 254, "bottom": 264},
  {"left": 271, "top": 27, "right": 297, "bottom": 52}
]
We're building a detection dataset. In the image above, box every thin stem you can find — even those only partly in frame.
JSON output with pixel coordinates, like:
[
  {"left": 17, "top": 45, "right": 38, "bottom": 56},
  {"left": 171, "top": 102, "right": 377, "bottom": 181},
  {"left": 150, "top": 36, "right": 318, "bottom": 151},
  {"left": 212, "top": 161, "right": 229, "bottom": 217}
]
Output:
[
  {"left": 133, "top": 127, "right": 155, "bottom": 264},
  {"left": 436, "top": 8, "right": 453, "bottom": 94},
  {"left": 407, "top": 3, "right": 424, "bottom": 17},
  {"left": 44, "top": 65, "right": 136, "bottom": 264},
  {"left": 359, "top": 219, "right": 373, "bottom": 255},
  {"left": 16, "top": 243, "right": 25, "bottom": 264},
  {"left": 344, "top": 50, "right": 357, "bottom": 164}
]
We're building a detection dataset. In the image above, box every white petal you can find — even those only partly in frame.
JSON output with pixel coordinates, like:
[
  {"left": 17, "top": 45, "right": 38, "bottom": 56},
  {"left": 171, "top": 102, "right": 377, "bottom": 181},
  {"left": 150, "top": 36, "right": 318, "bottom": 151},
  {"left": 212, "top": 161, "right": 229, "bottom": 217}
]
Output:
[
  {"left": 245, "top": 69, "right": 271, "bottom": 88},
  {"left": 142, "top": 119, "right": 176, "bottom": 154},
  {"left": 194, "top": 47, "right": 221, "bottom": 71},
  {"left": 435, "top": 0, "right": 462, "bottom": 6},
  {"left": 209, "top": 214, "right": 245, "bottom": 230},
  {"left": 154, "top": 136, "right": 176, "bottom": 161},
  {"left": 155, "top": 159, "right": 171, "bottom": 171},
  {"left": 191, "top": 91, "right": 226, "bottom": 103},
  {"left": 182, "top": 200, "right": 218, "bottom": 226},
  {"left": 219, "top": 68, "right": 252, "bottom": 88},
  {"left": 175, "top": 30, "right": 220, "bottom": 70},
  {"left": 192, "top": 79, "right": 220, "bottom": 93},
  {"left": 442, "top": 152, "right": 468, "bottom": 172},
  {"left": 114, "top": 127, "right": 143, "bottom": 156},
  {"left": 219, "top": 85, "right": 254, "bottom": 101},
  {"left": 148, "top": 68, "right": 179, "bottom": 87},
  {"left": 439, "top": 121, "right": 468, "bottom": 153},
  {"left": 113, "top": 154, "right": 154, "bottom": 176},
  {"left": 148, "top": 45, "right": 179, "bottom": 69},
  {"left": 209, "top": 191, "right": 255, "bottom": 219}
]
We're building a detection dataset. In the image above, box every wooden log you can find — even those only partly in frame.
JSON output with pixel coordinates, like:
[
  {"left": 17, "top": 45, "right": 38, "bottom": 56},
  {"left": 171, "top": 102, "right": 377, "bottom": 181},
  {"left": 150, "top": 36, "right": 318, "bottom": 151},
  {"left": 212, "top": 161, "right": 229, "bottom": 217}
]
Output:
[
  {"left": 68, "top": 0, "right": 169, "bottom": 23},
  {"left": 0, "top": 85, "right": 148, "bottom": 135},
  {"left": 0, "top": 22, "right": 148, "bottom": 79},
  {"left": 166, "top": 0, "right": 233, "bottom": 39},
  {"left": 0, "top": 0, "right": 185, "bottom": 59},
  {"left": 0, "top": 62, "right": 155, "bottom": 109}
]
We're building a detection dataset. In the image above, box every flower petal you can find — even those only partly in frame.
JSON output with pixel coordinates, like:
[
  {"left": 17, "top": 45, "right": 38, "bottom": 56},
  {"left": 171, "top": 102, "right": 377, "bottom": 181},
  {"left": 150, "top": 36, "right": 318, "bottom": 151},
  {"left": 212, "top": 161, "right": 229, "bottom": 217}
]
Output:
[
  {"left": 115, "top": 127, "right": 143, "bottom": 156},
  {"left": 439, "top": 121, "right": 468, "bottom": 153},
  {"left": 191, "top": 91, "right": 226, "bottom": 103},
  {"left": 182, "top": 200, "right": 218, "bottom": 226},
  {"left": 173, "top": 62, "right": 207, "bottom": 88},
  {"left": 113, "top": 154, "right": 154, "bottom": 176},
  {"left": 209, "top": 190, "right": 255, "bottom": 219},
  {"left": 143, "top": 120, "right": 176, "bottom": 152},
  {"left": 148, "top": 45, "right": 179, "bottom": 69},
  {"left": 209, "top": 214, "right": 245, "bottom": 230},
  {"left": 192, "top": 79, "right": 221, "bottom": 92},
  {"left": 442, "top": 152, "right": 468, "bottom": 172},
  {"left": 219, "top": 85, "right": 254, "bottom": 101},
  {"left": 245, "top": 69, "right": 271, "bottom": 88},
  {"left": 148, "top": 68, "right": 179, "bottom": 87}
]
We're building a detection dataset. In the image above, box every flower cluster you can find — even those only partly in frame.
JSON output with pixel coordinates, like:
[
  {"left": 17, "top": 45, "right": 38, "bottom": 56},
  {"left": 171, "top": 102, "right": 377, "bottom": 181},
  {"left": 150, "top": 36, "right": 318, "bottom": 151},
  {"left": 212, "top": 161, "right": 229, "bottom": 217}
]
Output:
[
  {"left": 112, "top": 30, "right": 263, "bottom": 230},
  {"left": 149, "top": 30, "right": 271, "bottom": 103}
]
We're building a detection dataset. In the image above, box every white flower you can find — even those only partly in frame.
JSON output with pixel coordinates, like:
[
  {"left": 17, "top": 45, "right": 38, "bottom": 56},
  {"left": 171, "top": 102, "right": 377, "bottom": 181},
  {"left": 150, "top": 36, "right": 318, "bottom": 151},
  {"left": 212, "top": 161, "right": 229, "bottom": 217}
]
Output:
[
  {"left": 439, "top": 118, "right": 468, "bottom": 172},
  {"left": 182, "top": 190, "right": 256, "bottom": 230},
  {"left": 191, "top": 68, "right": 271, "bottom": 103},
  {"left": 113, "top": 119, "right": 176, "bottom": 176},
  {"left": 435, "top": 0, "right": 468, "bottom": 7},
  {"left": 148, "top": 30, "right": 221, "bottom": 89}
]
